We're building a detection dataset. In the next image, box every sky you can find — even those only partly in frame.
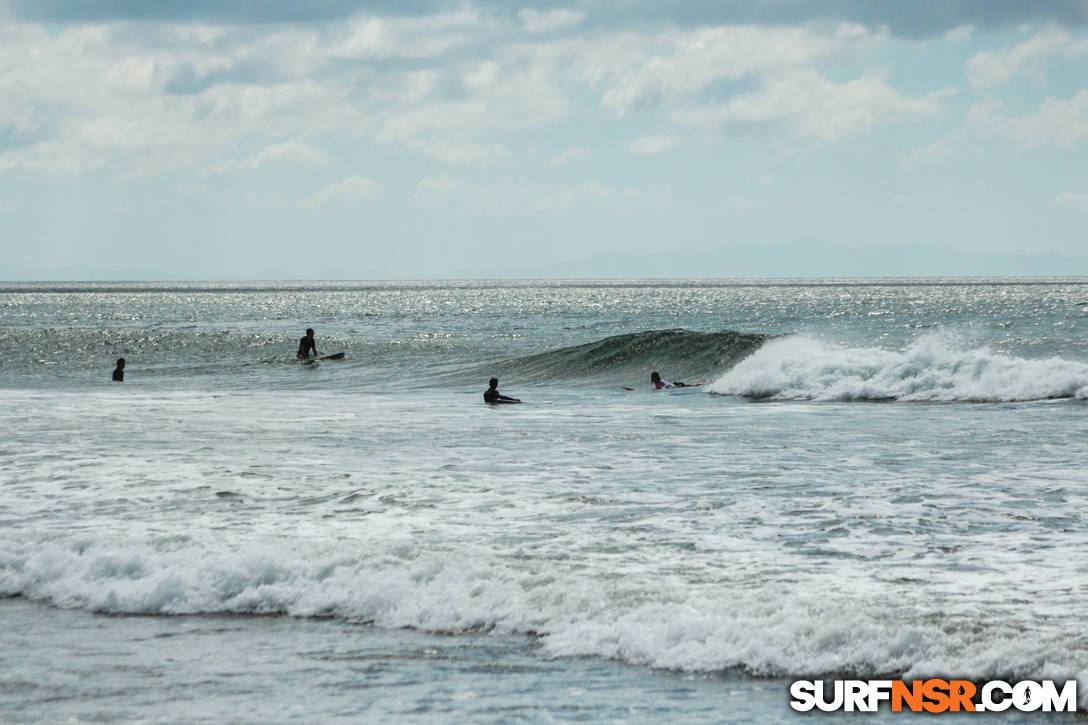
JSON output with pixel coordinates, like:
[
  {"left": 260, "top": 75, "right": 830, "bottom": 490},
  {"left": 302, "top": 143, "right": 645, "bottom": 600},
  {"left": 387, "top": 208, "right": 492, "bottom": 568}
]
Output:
[{"left": 1, "top": 0, "right": 1087, "bottom": 278}]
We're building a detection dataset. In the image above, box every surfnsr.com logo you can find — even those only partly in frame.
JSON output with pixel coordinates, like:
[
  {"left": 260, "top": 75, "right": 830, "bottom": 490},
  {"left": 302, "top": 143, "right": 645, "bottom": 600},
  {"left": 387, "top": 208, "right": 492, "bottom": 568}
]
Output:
[{"left": 790, "top": 679, "right": 1077, "bottom": 713}]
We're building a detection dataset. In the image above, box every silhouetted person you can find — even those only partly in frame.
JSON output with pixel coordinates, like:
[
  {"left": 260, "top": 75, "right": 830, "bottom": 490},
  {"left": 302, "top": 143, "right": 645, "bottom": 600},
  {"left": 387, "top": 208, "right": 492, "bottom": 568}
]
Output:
[
  {"left": 297, "top": 328, "right": 319, "bottom": 360},
  {"left": 484, "top": 377, "right": 520, "bottom": 404},
  {"left": 112, "top": 358, "right": 125, "bottom": 382}
]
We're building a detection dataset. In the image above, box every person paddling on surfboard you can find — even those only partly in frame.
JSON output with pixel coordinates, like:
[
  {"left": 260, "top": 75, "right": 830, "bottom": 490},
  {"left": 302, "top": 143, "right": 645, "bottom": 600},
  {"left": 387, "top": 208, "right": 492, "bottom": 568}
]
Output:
[
  {"left": 484, "top": 377, "right": 520, "bottom": 404},
  {"left": 651, "top": 371, "right": 698, "bottom": 389},
  {"left": 297, "top": 328, "right": 319, "bottom": 360}
]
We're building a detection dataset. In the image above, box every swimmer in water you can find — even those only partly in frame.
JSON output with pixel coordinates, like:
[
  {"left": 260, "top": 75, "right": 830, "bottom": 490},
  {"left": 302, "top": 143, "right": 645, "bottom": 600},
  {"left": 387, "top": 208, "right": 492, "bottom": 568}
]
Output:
[
  {"left": 484, "top": 377, "right": 520, "bottom": 404},
  {"left": 112, "top": 357, "right": 125, "bottom": 382}
]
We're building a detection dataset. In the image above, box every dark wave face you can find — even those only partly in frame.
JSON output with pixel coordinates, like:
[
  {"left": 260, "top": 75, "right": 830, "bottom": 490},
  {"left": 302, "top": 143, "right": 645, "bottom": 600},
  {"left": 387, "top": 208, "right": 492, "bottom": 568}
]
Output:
[{"left": 466, "top": 329, "right": 769, "bottom": 385}]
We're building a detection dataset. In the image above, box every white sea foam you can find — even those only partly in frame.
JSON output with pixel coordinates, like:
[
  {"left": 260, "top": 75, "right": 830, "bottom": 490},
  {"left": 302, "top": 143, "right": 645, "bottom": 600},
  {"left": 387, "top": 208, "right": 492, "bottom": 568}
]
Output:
[
  {"left": 707, "top": 334, "right": 1088, "bottom": 401},
  {"left": 2, "top": 532, "right": 1085, "bottom": 705}
]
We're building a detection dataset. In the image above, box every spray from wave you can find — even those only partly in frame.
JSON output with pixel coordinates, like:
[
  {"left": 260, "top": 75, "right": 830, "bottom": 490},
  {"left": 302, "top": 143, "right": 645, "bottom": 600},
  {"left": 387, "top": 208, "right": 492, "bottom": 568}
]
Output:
[{"left": 706, "top": 333, "right": 1088, "bottom": 402}]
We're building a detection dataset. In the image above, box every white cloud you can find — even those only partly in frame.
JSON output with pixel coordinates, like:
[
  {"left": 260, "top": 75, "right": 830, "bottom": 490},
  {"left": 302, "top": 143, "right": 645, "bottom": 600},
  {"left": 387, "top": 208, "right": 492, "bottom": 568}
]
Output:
[
  {"left": 549, "top": 147, "right": 589, "bottom": 165},
  {"left": 328, "top": 8, "right": 484, "bottom": 60},
  {"left": 518, "top": 8, "right": 586, "bottom": 34},
  {"left": 597, "top": 23, "right": 882, "bottom": 118},
  {"left": 252, "top": 141, "right": 330, "bottom": 168},
  {"left": 463, "top": 60, "right": 501, "bottom": 89},
  {"left": 1051, "top": 192, "right": 1088, "bottom": 208},
  {"left": 408, "top": 139, "right": 513, "bottom": 165},
  {"left": 172, "top": 181, "right": 226, "bottom": 201},
  {"left": 969, "top": 91, "right": 1088, "bottom": 147},
  {"left": 104, "top": 56, "right": 158, "bottom": 92},
  {"left": 944, "top": 25, "right": 975, "bottom": 43},
  {"left": 0, "top": 22, "right": 344, "bottom": 176},
  {"left": 303, "top": 176, "right": 383, "bottom": 208},
  {"left": 901, "top": 137, "right": 972, "bottom": 166},
  {"left": 966, "top": 28, "right": 1088, "bottom": 89},
  {"left": 548, "top": 180, "right": 640, "bottom": 210},
  {"left": 203, "top": 141, "right": 330, "bottom": 174},
  {"left": 629, "top": 135, "right": 676, "bottom": 155},
  {"left": 417, "top": 174, "right": 642, "bottom": 211},
  {"left": 0, "top": 11, "right": 954, "bottom": 178},
  {"left": 671, "top": 71, "right": 954, "bottom": 143},
  {"left": 371, "top": 55, "right": 569, "bottom": 146}
]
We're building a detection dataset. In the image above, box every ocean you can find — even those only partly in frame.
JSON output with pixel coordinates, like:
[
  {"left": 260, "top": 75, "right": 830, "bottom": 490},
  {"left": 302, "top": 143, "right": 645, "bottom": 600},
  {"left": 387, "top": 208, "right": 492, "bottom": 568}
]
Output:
[{"left": 1, "top": 278, "right": 1086, "bottom": 723}]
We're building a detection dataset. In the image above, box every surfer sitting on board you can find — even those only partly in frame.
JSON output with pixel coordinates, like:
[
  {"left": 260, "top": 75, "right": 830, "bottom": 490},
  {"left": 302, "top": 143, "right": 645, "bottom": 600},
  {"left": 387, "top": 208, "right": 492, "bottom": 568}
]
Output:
[
  {"left": 297, "top": 328, "right": 319, "bottom": 360},
  {"left": 112, "top": 357, "right": 125, "bottom": 382},
  {"left": 484, "top": 377, "right": 520, "bottom": 404},
  {"left": 651, "top": 371, "right": 698, "bottom": 389}
]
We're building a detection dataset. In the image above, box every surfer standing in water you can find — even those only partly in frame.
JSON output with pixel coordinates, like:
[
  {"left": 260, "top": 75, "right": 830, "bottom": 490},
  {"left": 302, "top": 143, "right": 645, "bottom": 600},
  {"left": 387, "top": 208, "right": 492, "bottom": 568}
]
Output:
[
  {"left": 112, "top": 358, "right": 125, "bottom": 382},
  {"left": 297, "top": 328, "right": 319, "bottom": 360},
  {"left": 484, "top": 377, "right": 521, "bottom": 404}
]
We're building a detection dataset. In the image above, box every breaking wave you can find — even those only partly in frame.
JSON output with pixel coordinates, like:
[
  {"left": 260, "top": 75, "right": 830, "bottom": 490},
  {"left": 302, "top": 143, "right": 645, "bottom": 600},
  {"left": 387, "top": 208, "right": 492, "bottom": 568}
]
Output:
[
  {"left": 1, "top": 533, "right": 1084, "bottom": 702},
  {"left": 707, "top": 334, "right": 1088, "bottom": 402}
]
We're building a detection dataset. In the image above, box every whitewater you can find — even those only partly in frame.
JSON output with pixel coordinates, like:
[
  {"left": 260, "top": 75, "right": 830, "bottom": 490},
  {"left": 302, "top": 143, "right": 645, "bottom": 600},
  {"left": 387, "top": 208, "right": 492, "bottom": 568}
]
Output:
[
  {"left": 707, "top": 333, "right": 1088, "bottom": 401},
  {"left": 1, "top": 278, "right": 1085, "bottom": 723}
]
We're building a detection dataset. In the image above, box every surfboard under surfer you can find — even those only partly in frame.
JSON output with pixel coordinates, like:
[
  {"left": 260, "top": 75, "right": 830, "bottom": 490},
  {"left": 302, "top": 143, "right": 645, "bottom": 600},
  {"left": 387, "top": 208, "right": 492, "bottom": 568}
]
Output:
[
  {"left": 484, "top": 377, "right": 520, "bottom": 404},
  {"left": 651, "top": 371, "right": 699, "bottom": 389},
  {"left": 297, "top": 328, "right": 319, "bottom": 360}
]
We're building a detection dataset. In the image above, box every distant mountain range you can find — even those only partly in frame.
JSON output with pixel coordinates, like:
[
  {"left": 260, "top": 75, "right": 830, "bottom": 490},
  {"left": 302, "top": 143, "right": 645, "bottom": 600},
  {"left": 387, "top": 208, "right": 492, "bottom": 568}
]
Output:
[{"left": 3, "top": 240, "right": 1087, "bottom": 280}]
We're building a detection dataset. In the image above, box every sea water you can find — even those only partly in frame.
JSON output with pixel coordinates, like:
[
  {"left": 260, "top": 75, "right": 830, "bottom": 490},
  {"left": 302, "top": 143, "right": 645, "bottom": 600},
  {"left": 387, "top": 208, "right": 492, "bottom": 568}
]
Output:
[{"left": 1, "top": 279, "right": 1086, "bottom": 723}]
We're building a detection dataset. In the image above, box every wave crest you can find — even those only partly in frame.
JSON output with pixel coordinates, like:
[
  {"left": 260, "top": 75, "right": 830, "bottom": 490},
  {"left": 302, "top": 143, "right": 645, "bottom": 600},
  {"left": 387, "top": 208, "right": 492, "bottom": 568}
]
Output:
[{"left": 706, "top": 334, "right": 1088, "bottom": 402}]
